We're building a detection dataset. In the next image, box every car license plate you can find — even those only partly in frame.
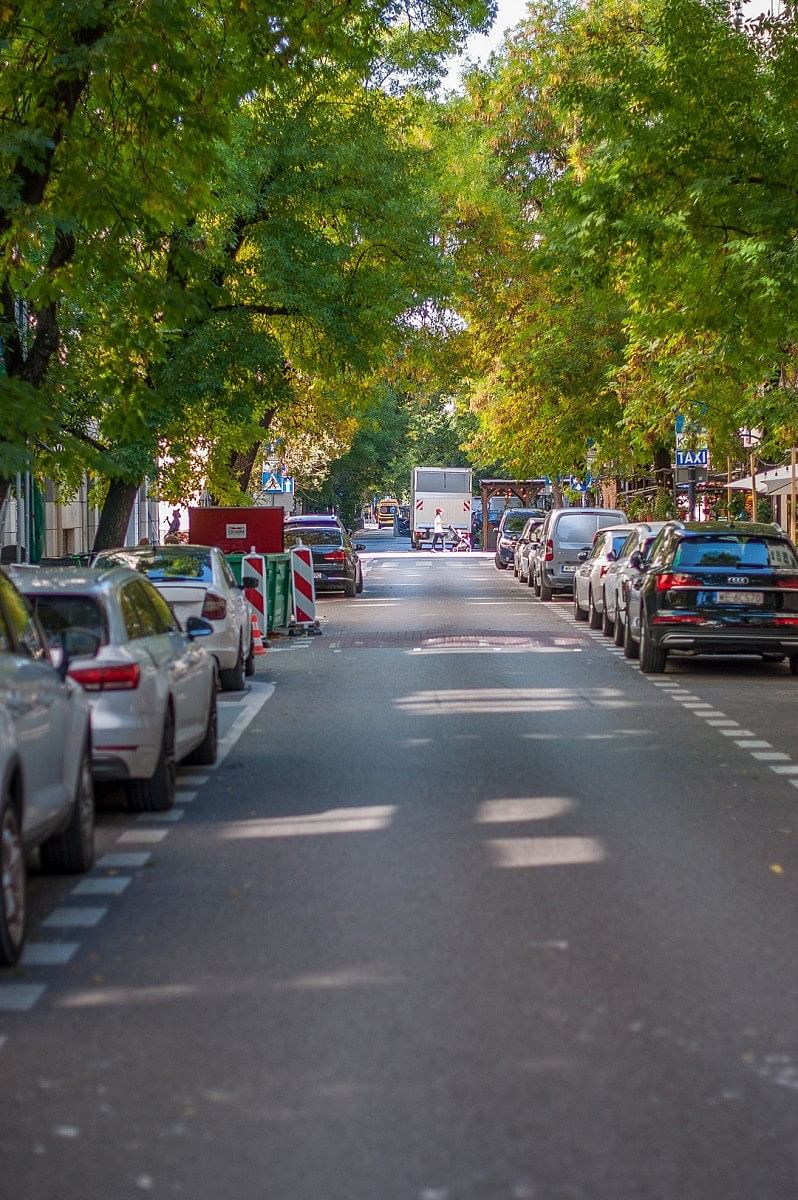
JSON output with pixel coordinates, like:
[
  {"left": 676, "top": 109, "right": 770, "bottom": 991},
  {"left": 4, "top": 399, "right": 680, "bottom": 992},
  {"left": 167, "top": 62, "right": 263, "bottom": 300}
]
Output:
[
  {"left": 561, "top": 564, "right": 575, "bottom": 573},
  {"left": 714, "top": 590, "right": 764, "bottom": 605}
]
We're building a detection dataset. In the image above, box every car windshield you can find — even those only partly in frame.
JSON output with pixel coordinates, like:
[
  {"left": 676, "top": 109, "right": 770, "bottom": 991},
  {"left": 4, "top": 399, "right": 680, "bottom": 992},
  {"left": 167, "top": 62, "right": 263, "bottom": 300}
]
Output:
[
  {"left": 611, "top": 534, "right": 629, "bottom": 555},
  {"left": 284, "top": 528, "right": 343, "bottom": 548},
  {"left": 96, "top": 548, "right": 214, "bottom": 582},
  {"left": 673, "top": 536, "right": 798, "bottom": 569},
  {"left": 501, "top": 514, "right": 531, "bottom": 534},
  {"left": 30, "top": 594, "right": 106, "bottom": 651}
]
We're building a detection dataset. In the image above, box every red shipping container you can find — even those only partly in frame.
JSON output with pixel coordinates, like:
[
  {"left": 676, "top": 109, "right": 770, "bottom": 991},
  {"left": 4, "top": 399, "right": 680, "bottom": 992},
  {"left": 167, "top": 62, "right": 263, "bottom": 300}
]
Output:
[{"left": 188, "top": 507, "right": 284, "bottom": 555}]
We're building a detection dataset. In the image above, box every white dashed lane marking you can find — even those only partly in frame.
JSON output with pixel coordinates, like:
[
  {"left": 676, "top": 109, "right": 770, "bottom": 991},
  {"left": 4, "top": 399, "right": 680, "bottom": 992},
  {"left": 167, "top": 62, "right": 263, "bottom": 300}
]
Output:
[
  {"left": 21, "top": 944, "right": 79, "bottom": 966},
  {"left": 542, "top": 586, "right": 798, "bottom": 794},
  {"left": 98, "top": 852, "right": 151, "bottom": 868},
  {"left": 72, "top": 877, "right": 131, "bottom": 897},
  {"left": 118, "top": 829, "right": 169, "bottom": 844},
  {"left": 0, "top": 986, "right": 46, "bottom": 1013},
  {"left": 43, "top": 907, "right": 108, "bottom": 929},
  {"left": 136, "top": 809, "right": 185, "bottom": 823}
]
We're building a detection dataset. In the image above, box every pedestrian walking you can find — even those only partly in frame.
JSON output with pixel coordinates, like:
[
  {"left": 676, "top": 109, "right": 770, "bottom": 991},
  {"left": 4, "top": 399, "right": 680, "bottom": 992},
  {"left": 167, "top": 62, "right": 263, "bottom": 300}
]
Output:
[{"left": 431, "top": 508, "right": 445, "bottom": 552}]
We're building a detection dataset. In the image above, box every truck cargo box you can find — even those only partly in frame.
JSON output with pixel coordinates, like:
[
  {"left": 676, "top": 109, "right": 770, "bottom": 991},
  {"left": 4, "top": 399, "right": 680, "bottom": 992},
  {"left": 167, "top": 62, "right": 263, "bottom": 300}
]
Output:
[{"left": 188, "top": 507, "right": 284, "bottom": 554}]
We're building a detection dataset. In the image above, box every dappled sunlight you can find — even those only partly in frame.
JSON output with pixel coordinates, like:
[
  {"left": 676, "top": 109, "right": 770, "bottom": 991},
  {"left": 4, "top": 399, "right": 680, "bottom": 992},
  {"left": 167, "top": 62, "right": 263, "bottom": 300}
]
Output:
[
  {"left": 217, "top": 806, "right": 397, "bottom": 840},
  {"left": 408, "top": 643, "right": 583, "bottom": 656},
  {"left": 394, "top": 686, "right": 633, "bottom": 716},
  {"left": 59, "top": 983, "right": 198, "bottom": 1008},
  {"left": 272, "top": 963, "right": 403, "bottom": 992},
  {"left": 488, "top": 837, "right": 606, "bottom": 869},
  {"left": 476, "top": 797, "right": 576, "bottom": 824}
]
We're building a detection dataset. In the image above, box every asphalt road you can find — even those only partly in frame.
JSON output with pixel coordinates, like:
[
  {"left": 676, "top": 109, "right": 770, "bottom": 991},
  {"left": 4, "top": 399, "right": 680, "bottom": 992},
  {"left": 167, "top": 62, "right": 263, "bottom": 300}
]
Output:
[{"left": 4, "top": 528, "right": 798, "bottom": 1198}]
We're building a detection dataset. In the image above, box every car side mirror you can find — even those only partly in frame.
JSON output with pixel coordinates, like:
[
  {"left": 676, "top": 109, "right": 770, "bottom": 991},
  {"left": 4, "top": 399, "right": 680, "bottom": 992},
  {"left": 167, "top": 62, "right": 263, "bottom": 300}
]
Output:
[
  {"left": 241, "top": 573, "right": 260, "bottom": 589},
  {"left": 629, "top": 551, "right": 643, "bottom": 571},
  {"left": 606, "top": 550, "right": 617, "bottom": 562},
  {"left": 577, "top": 550, "right": 589, "bottom": 562},
  {"left": 185, "top": 616, "right": 214, "bottom": 640}
]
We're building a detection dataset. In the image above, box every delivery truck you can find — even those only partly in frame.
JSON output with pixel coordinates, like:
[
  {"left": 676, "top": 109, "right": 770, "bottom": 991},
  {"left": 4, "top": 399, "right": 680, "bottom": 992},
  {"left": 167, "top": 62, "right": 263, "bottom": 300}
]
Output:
[{"left": 410, "top": 467, "right": 473, "bottom": 550}]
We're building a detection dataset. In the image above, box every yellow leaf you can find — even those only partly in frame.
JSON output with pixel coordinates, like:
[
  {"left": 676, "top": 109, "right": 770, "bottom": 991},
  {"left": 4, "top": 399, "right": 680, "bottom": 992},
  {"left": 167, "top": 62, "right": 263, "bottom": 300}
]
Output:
[{"left": 770, "top": 864, "right": 785, "bottom": 875}]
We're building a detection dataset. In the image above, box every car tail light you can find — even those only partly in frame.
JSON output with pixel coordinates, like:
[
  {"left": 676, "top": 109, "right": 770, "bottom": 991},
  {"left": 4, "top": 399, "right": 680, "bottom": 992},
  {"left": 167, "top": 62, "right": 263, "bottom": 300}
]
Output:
[
  {"left": 599, "top": 565, "right": 610, "bottom": 579},
  {"left": 655, "top": 573, "right": 694, "bottom": 591},
  {"left": 776, "top": 579, "right": 798, "bottom": 590},
  {"left": 652, "top": 614, "right": 703, "bottom": 624},
  {"left": 544, "top": 539, "right": 554, "bottom": 562},
  {"left": 69, "top": 663, "right": 140, "bottom": 691},
  {"left": 774, "top": 617, "right": 798, "bottom": 626},
  {"left": 323, "top": 551, "right": 346, "bottom": 562},
  {"left": 201, "top": 592, "right": 227, "bottom": 620}
]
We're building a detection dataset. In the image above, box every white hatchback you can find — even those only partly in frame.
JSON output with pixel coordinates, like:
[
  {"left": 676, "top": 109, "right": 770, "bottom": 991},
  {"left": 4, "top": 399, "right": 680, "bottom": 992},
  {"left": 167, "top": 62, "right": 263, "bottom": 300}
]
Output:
[
  {"left": 17, "top": 567, "right": 217, "bottom": 813},
  {"left": 93, "top": 545, "right": 254, "bottom": 691},
  {"left": 0, "top": 569, "right": 94, "bottom": 966}
]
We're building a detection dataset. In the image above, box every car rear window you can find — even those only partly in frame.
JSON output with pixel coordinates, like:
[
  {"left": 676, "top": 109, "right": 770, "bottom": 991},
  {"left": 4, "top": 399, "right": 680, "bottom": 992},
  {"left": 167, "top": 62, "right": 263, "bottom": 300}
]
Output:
[
  {"left": 611, "top": 534, "right": 629, "bottom": 554},
  {"left": 555, "top": 514, "right": 599, "bottom": 542},
  {"left": 30, "top": 594, "right": 107, "bottom": 651},
  {"left": 284, "top": 528, "right": 343, "bottom": 547},
  {"left": 97, "top": 549, "right": 213, "bottom": 582},
  {"left": 673, "top": 536, "right": 798, "bottom": 569}
]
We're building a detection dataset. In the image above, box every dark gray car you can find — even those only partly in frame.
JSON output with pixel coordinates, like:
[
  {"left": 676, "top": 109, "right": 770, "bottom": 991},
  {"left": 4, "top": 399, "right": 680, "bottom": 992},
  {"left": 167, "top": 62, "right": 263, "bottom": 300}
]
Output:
[{"left": 533, "top": 507, "right": 627, "bottom": 601}]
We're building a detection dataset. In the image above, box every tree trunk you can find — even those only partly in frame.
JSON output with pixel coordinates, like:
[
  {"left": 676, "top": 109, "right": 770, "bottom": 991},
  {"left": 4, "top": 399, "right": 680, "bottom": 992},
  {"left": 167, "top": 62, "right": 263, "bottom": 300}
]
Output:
[
  {"left": 550, "top": 481, "right": 564, "bottom": 508},
  {"left": 92, "top": 480, "right": 140, "bottom": 553},
  {"left": 228, "top": 406, "right": 276, "bottom": 493}
]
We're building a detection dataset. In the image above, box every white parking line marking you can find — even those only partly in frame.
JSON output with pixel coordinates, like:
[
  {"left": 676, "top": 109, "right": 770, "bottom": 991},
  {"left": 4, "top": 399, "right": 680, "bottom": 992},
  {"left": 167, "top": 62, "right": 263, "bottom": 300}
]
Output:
[
  {"left": 174, "top": 790, "right": 198, "bottom": 804},
  {"left": 770, "top": 765, "right": 798, "bottom": 775},
  {"left": 751, "top": 751, "right": 791, "bottom": 762},
  {"left": 177, "top": 773, "right": 208, "bottom": 785},
  {"left": 98, "top": 852, "right": 151, "bottom": 868},
  {"left": 72, "top": 877, "right": 131, "bottom": 896},
  {"left": 43, "top": 907, "right": 108, "bottom": 929},
  {"left": 706, "top": 719, "right": 740, "bottom": 727},
  {"left": 136, "top": 809, "right": 184, "bottom": 823},
  {"left": 215, "top": 682, "right": 275, "bottom": 767},
  {"left": 733, "top": 740, "right": 773, "bottom": 750},
  {"left": 790, "top": 780, "right": 798, "bottom": 790},
  {"left": 0, "top": 985, "right": 46, "bottom": 1012},
  {"left": 680, "top": 701, "right": 713, "bottom": 708},
  {"left": 720, "top": 728, "right": 754, "bottom": 737},
  {"left": 698, "top": 711, "right": 726, "bottom": 718},
  {"left": 21, "top": 943, "right": 79, "bottom": 966},
  {"left": 117, "top": 830, "right": 168, "bottom": 844}
]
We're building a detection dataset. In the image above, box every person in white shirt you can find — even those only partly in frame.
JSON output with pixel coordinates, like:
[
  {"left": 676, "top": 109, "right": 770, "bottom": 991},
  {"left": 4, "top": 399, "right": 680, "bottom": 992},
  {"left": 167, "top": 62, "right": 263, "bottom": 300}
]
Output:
[{"left": 431, "top": 509, "right": 445, "bottom": 552}]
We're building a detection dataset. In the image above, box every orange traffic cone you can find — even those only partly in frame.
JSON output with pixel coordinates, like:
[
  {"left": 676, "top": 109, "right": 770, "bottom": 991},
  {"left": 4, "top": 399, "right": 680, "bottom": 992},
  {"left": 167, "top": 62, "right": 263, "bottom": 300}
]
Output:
[{"left": 251, "top": 613, "right": 267, "bottom": 655}]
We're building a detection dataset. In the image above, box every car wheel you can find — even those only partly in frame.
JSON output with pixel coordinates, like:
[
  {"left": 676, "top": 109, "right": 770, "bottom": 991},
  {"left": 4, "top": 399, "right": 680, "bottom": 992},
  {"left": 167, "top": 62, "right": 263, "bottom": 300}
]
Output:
[
  {"left": 533, "top": 572, "right": 541, "bottom": 597},
  {"left": 343, "top": 578, "right": 357, "bottom": 597},
  {"left": 40, "top": 741, "right": 95, "bottom": 874},
  {"left": 623, "top": 608, "right": 639, "bottom": 659},
  {"left": 613, "top": 607, "right": 625, "bottom": 646},
  {"left": 127, "top": 710, "right": 176, "bottom": 812},
  {"left": 0, "top": 792, "right": 26, "bottom": 967},
  {"left": 601, "top": 592, "right": 614, "bottom": 637},
  {"left": 184, "top": 689, "right": 218, "bottom": 766},
  {"left": 219, "top": 639, "right": 245, "bottom": 691},
  {"left": 526, "top": 567, "right": 535, "bottom": 588},
  {"left": 540, "top": 579, "right": 553, "bottom": 602},
  {"left": 588, "top": 589, "right": 602, "bottom": 629},
  {"left": 495, "top": 557, "right": 507, "bottom": 570},
  {"left": 790, "top": 656, "right": 798, "bottom": 675},
  {"left": 639, "top": 615, "right": 667, "bottom": 673},
  {"left": 513, "top": 562, "right": 519, "bottom": 577},
  {"left": 573, "top": 588, "right": 588, "bottom": 621},
  {"left": 356, "top": 570, "right": 364, "bottom": 594}
]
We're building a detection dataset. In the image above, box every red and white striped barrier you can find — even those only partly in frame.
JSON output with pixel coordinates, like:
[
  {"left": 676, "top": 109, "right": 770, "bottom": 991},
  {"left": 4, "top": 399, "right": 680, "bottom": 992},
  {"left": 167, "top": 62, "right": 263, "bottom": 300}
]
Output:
[
  {"left": 243, "top": 553, "right": 268, "bottom": 633},
  {"left": 290, "top": 546, "right": 317, "bottom": 627}
]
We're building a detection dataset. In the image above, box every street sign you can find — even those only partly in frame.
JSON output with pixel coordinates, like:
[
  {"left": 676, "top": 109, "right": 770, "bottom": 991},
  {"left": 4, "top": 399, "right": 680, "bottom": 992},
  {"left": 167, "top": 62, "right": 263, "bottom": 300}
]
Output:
[
  {"left": 261, "top": 471, "right": 294, "bottom": 494},
  {"left": 675, "top": 448, "right": 709, "bottom": 468}
]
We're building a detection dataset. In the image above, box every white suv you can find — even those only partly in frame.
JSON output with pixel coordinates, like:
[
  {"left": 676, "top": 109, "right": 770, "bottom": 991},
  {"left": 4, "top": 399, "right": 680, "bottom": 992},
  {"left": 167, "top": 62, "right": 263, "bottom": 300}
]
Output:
[
  {"left": 93, "top": 545, "right": 254, "bottom": 690},
  {"left": 0, "top": 569, "right": 94, "bottom": 966}
]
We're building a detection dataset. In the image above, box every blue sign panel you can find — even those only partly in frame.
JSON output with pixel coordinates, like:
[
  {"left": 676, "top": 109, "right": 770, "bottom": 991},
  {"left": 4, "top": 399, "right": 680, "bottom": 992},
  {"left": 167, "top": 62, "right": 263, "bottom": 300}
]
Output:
[{"left": 675, "top": 448, "right": 708, "bottom": 468}]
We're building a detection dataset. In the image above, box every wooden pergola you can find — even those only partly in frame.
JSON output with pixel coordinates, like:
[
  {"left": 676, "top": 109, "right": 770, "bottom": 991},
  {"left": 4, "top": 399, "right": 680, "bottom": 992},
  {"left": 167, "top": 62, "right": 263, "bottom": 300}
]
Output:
[{"left": 478, "top": 479, "right": 547, "bottom": 551}]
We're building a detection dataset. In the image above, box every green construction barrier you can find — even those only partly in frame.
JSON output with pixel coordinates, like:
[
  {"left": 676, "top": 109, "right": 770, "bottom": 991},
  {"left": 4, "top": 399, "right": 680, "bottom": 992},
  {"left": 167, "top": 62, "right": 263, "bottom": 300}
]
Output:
[{"left": 226, "top": 551, "right": 292, "bottom": 632}]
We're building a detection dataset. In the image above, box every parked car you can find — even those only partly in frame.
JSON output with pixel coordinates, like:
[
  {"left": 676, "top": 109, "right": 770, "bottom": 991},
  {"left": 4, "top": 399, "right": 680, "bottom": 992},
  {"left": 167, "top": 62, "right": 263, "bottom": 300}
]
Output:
[
  {"left": 513, "top": 518, "right": 545, "bottom": 583},
  {"left": 532, "top": 507, "right": 628, "bottom": 600},
  {"left": 603, "top": 523, "right": 668, "bottom": 644},
  {"left": 622, "top": 521, "right": 798, "bottom": 673},
  {"left": 92, "top": 544, "right": 254, "bottom": 691},
  {"left": 573, "top": 524, "right": 639, "bottom": 629},
  {"left": 285, "top": 513, "right": 347, "bottom": 532},
  {"left": 16, "top": 567, "right": 218, "bottom": 811},
  {"left": 495, "top": 509, "right": 546, "bottom": 570},
  {"left": 284, "top": 525, "right": 364, "bottom": 597},
  {"left": 0, "top": 568, "right": 94, "bottom": 966}
]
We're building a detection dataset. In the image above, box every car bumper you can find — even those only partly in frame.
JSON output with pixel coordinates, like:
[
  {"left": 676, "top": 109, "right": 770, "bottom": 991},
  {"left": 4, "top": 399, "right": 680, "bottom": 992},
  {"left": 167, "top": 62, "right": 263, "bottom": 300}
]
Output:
[
  {"left": 651, "top": 624, "right": 798, "bottom": 655},
  {"left": 315, "top": 573, "right": 355, "bottom": 591},
  {"left": 88, "top": 700, "right": 161, "bottom": 781},
  {"left": 497, "top": 545, "right": 516, "bottom": 564},
  {"left": 543, "top": 568, "right": 576, "bottom": 592}
]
